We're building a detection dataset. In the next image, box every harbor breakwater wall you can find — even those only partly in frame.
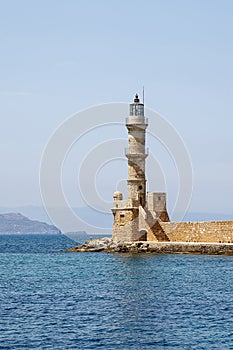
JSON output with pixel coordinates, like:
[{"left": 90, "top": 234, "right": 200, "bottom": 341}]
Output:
[{"left": 160, "top": 221, "right": 233, "bottom": 243}]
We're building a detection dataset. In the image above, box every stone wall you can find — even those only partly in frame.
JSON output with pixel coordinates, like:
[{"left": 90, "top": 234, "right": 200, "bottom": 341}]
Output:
[
  {"left": 146, "top": 192, "right": 170, "bottom": 222},
  {"left": 112, "top": 208, "right": 140, "bottom": 242},
  {"left": 139, "top": 208, "right": 170, "bottom": 241},
  {"left": 160, "top": 221, "right": 233, "bottom": 243}
]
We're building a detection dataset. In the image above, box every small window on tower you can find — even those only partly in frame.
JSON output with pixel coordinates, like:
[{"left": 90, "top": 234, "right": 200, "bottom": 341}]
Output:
[
  {"left": 158, "top": 196, "right": 161, "bottom": 201},
  {"left": 138, "top": 185, "right": 142, "bottom": 190},
  {"left": 120, "top": 213, "right": 125, "bottom": 225}
]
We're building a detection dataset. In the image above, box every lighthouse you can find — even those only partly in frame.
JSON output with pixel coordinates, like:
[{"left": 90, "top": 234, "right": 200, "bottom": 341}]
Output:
[
  {"left": 112, "top": 94, "right": 170, "bottom": 242},
  {"left": 126, "top": 94, "right": 148, "bottom": 207}
]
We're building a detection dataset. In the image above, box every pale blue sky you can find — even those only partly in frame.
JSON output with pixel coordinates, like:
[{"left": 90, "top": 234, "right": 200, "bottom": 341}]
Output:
[{"left": 1, "top": 0, "right": 233, "bottom": 217}]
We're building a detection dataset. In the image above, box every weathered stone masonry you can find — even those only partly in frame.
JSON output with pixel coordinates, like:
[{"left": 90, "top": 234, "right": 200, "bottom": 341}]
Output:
[
  {"left": 111, "top": 94, "right": 233, "bottom": 243},
  {"left": 111, "top": 95, "right": 170, "bottom": 242},
  {"left": 161, "top": 221, "right": 233, "bottom": 243}
]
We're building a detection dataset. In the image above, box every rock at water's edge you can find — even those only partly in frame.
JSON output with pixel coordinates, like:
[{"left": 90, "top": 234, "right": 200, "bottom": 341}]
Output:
[{"left": 67, "top": 238, "right": 233, "bottom": 255}]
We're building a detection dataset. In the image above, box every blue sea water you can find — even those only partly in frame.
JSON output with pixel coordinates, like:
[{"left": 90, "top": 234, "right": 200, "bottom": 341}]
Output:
[{"left": 1, "top": 235, "right": 233, "bottom": 349}]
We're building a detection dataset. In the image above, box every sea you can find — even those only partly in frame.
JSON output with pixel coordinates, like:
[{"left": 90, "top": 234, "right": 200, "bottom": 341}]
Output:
[{"left": 1, "top": 235, "right": 233, "bottom": 349}]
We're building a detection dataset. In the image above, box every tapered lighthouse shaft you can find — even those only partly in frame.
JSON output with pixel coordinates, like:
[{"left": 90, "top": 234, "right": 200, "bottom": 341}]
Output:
[{"left": 126, "top": 94, "right": 148, "bottom": 207}]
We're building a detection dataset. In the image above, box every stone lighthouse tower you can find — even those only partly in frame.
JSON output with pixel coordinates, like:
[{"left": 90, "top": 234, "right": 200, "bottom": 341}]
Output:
[
  {"left": 126, "top": 94, "right": 148, "bottom": 207},
  {"left": 111, "top": 94, "right": 148, "bottom": 242},
  {"left": 112, "top": 94, "right": 170, "bottom": 242}
]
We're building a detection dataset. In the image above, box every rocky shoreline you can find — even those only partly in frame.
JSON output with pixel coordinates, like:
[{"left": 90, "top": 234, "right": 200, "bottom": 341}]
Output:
[{"left": 67, "top": 238, "right": 233, "bottom": 255}]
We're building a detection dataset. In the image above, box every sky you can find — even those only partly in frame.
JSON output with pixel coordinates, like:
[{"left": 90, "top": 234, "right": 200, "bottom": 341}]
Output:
[{"left": 1, "top": 0, "right": 233, "bottom": 225}]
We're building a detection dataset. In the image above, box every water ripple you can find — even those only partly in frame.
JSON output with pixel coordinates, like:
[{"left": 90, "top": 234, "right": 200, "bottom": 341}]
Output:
[{"left": 0, "top": 236, "right": 233, "bottom": 349}]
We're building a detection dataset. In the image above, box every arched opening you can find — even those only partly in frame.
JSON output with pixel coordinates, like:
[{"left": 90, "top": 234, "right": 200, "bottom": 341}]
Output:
[{"left": 139, "top": 229, "right": 147, "bottom": 241}]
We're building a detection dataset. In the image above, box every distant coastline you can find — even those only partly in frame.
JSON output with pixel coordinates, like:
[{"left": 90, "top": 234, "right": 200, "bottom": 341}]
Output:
[{"left": 0, "top": 212, "right": 61, "bottom": 235}]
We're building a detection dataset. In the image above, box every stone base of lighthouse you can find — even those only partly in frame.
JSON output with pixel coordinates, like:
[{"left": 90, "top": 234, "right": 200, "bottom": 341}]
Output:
[
  {"left": 112, "top": 207, "right": 141, "bottom": 242},
  {"left": 112, "top": 192, "right": 170, "bottom": 242}
]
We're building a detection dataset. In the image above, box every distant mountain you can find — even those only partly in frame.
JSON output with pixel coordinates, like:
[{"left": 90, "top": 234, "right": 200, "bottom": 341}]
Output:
[
  {"left": 0, "top": 213, "right": 61, "bottom": 234},
  {"left": 0, "top": 206, "right": 52, "bottom": 224}
]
